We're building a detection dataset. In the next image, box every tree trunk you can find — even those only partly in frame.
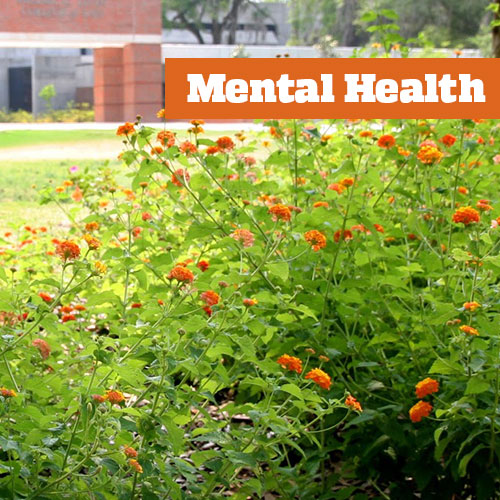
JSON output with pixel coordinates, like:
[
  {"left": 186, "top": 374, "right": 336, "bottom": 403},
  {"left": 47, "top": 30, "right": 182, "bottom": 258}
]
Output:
[
  {"left": 212, "top": 18, "right": 223, "bottom": 44},
  {"left": 494, "top": 0, "right": 500, "bottom": 57},
  {"left": 175, "top": 10, "right": 205, "bottom": 44},
  {"left": 337, "top": 0, "right": 359, "bottom": 46}
]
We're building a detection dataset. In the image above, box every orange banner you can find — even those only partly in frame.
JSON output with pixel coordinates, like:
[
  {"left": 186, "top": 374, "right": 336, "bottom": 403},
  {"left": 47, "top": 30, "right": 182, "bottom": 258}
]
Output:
[{"left": 164, "top": 58, "right": 500, "bottom": 119}]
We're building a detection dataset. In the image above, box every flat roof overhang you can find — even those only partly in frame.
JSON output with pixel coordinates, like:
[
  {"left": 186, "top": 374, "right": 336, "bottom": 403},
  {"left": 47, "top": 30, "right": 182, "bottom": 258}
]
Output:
[{"left": 0, "top": 33, "right": 162, "bottom": 48}]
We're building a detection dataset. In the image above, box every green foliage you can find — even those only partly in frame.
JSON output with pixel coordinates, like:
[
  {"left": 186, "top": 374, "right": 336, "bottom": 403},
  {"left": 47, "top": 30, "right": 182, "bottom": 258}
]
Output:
[
  {"left": 39, "top": 84, "right": 56, "bottom": 110},
  {"left": 287, "top": 0, "right": 492, "bottom": 50},
  {"left": 1, "top": 117, "right": 500, "bottom": 498},
  {"left": 0, "top": 102, "right": 94, "bottom": 123}
]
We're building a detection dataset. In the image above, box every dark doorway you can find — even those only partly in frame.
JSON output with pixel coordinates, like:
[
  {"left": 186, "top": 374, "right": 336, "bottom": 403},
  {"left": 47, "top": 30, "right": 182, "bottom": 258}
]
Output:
[{"left": 8, "top": 67, "right": 32, "bottom": 112}]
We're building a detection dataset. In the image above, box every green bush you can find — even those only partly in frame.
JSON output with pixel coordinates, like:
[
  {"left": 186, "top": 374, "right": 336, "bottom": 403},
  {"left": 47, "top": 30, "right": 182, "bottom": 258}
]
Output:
[
  {"left": 0, "top": 102, "right": 94, "bottom": 123},
  {"left": 0, "top": 117, "right": 500, "bottom": 498}
]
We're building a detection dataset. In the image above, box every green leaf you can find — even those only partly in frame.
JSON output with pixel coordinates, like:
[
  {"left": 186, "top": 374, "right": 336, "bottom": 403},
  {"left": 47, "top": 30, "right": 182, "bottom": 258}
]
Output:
[
  {"left": 465, "top": 378, "right": 490, "bottom": 395},
  {"left": 458, "top": 445, "right": 486, "bottom": 477},
  {"left": 429, "top": 358, "right": 461, "bottom": 375},
  {"left": 226, "top": 451, "right": 257, "bottom": 468},
  {"left": 280, "top": 383, "right": 303, "bottom": 400},
  {"left": 267, "top": 262, "right": 289, "bottom": 282}
]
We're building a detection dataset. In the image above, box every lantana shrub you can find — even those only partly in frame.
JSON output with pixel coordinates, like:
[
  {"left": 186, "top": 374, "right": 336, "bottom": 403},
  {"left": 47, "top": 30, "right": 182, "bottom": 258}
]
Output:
[{"left": 1, "top": 117, "right": 500, "bottom": 499}]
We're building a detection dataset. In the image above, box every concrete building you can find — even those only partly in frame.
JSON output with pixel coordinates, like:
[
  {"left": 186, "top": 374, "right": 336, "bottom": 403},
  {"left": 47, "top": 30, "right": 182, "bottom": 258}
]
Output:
[
  {"left": 0, "top": 48, "right": 91, "bottom": 115},
  {"left": 0, "top": 0, "right": 163, "bottom": 121},
  {"left": 0, "top": 2, "right": 291, "bottom": 115}
]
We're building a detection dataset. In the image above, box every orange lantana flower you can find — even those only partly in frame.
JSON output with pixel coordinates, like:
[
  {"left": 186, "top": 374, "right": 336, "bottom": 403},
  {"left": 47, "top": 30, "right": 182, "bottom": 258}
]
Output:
[
  {"left": 200, "top": 291, "right": 220, "bottom": 306},
  {"left": 415, "top": 377, "right": 439, "bottom": 399},
  {"left": 409, "top": 400, "right": 432, "bottom": 422},
  {"left": 157, "top": 130, "right": 176, "bottom": 147},
  {"left": 168, "top": 266, "right": 195, "bottom": 283},
  {"left": 313, "top": 201, "right": 329, "bottom": 209},
  {"left": 116, "top": 122, "right": 135, "bottom": 136},
  {"left": 305, "top": 368, "right": 332, "bottom": 390},
  {"left": 171, "top": 169, "right": 190, "bottom": 187},
  {"left": 216, "top": 136, "right": 235, "bottom": 152},
  {"left": 417, "top": 144, "right": 443, "bottom": 164},
  {"left": 129, "top": 459, "right": 143, "bottom": 473},
  {"left": 460, "top": 325, "right": 479, "bottom": 336},
  {"left": 452, "top": 206, "right": 480, "bottom": 225},
  {"left": 243, "top": 298, "right": 258, "bottom": 307},
  {"left": 441, "top": 134, "right": 456, "bottom": 147},
  {"left": 345, "top": 395, "right": 363, "bottom": 412},
  {"left": 0, "top": 387, "right": 16, "bottom": 398},
  {"left": 230, "top": 228, "right": 255, "bottom": 248},
  {"left": 106, "top": 390, "right": 125, "bottom": 404},
  {"left": 269, "top": 204, "right": 292, "bottom": 222},
  {"left": 55, "top": 240, "right": 81, "bottom": 261},
  {"left": 377, "top": 134, "right": 396, "bottom": 149},
  {"left": 333, "top": 229, "right": 353, "bottom": 243},
  {"left": 477, "top": 199, "right": 493, "bottom": 212},
  {"left": 277, "top": 354, "right": 303, "bottom": 374},
  {"left": 464, "top": 301, "right": 481, "bottom": 311},
  {"left": 32, "top": 338, "right": 51, "bottom": 360},
  {"left": 304, "top": 230, "right": 327, "bottom": 251},
  {"left": 124, "top": 447, "right": 138, "bottom": 458}
]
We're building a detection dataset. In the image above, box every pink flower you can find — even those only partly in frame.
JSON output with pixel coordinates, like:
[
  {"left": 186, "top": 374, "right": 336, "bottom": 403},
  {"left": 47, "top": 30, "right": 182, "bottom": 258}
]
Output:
[{"left": 494, "top": 154, "right": 500, "bottom": 165}]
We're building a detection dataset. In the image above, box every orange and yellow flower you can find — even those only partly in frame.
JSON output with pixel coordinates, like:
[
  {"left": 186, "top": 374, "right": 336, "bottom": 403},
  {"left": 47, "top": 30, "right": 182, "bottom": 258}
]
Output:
[
  {"left": 460, "top": 325, "right": 479, "bottom": 336},
  {"left": 55, "top": 240, "right": 81, "bottom": 261},
  {"left": 106, "top": 390, "right": 125, "bottom": 404},
  {"left": 305, "top": 368, "right": 332, "bottom": 390},
  {"left": 409, "top": 400, "right": 433, "bottom": 422},
  {"left": 124, "top": 447, "right": 138, "bottom": 458},
  {"left": 0, "top": 387, "right": 16, "bottom": 398},
  {"left": 463, "top": 301, "right": 481, "bottom": 311},
  {"left": 129, "top": 459, "right": 143, "bottom": 473},
  {"left": 304, "top": 230, "right": 327, "bottom": 251},
  {"left": 216, "top": 136, "right": 235, "bottom": 152},
  {"left": 243, "top": 298, "right": 258, "bottom": 307},
  {"left": 452, "top": 206, "right": 480, "bottom": 225},
  {"left": 415, "top": 377, "right": 439, "bottom": 399},
  {"left": 269, "top": 204, "right": 292, "bottom": 222},
  {"left": 345, "top": 395, "right": 362, "bottom": 412},
  {"left": 168, "top": 266, "right": 195, "bottom": 283},
  {"left": 116, "top": 122, "right": 135, "bottom": 136},
  {"left": 477, "top": 199, "right": 493, "bottom": 212},
  {"left": 277, "top": 354, "right": 303, "bottom": 374},
  {"left": 200, "top": 290, "right": 220, "bottom": 306},
  {"left": 417, "top": 143, "right": 443, "bottom": 164}
]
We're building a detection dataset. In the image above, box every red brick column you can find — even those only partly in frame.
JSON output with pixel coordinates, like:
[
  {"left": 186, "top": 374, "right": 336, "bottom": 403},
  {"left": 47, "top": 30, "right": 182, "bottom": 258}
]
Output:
[
  {"left": 94, "top": 44, "right": 162, "bottom": 122},
  {"left": 123, "top": 43, "right": 163, "bottom": 122},
  {"left": 94, "top": 47, "right": 124, "bottom": 122}
]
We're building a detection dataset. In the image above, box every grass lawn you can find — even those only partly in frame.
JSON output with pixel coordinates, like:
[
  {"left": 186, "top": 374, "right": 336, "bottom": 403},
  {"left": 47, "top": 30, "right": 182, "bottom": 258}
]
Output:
[
  {"left": 0, "top": 128, "right": 238, "bottom": 149},
  {"left": 0, "top": 159, "right": 102, "bottom": 232},
  {"left": 0, "top": 130, "right": 117, "bottom": 149},
  {"left": 0, "top": 159, "right": 114, "bottom": 202},
  {"left": 0, "top": 127, "right": 249, "bottom": 231}
]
